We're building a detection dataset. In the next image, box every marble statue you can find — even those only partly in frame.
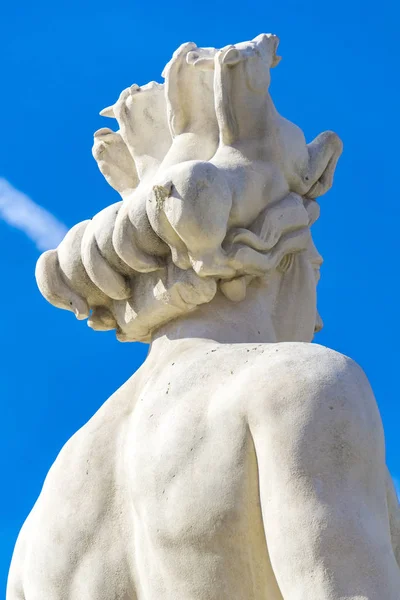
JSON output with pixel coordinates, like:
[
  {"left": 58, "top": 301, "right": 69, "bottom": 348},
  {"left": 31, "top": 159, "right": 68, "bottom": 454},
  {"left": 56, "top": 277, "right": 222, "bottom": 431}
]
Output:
[{"left": 8, "top": 34, "right": 400, "bottom": 599}]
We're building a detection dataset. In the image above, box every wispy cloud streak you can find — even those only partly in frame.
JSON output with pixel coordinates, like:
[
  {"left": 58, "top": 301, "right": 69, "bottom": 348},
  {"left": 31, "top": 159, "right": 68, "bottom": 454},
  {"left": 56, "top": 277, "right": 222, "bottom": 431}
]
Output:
[{"left": 0, "top": 178, "right": 68, "bottom": 251}]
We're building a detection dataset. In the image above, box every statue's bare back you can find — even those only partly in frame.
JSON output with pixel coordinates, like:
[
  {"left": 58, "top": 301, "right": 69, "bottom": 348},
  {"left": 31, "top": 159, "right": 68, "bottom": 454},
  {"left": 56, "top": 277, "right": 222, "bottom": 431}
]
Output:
[{"left": 10, "top": 341, "right": 400, "bottom": 599}]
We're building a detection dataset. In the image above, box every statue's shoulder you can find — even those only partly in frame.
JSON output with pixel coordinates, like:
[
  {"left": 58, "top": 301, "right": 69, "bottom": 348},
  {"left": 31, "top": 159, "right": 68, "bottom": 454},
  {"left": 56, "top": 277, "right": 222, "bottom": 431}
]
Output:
[
  {"left": 8, "top": 375, "right": 142, "bottom": 595},
  {"left": 250, "top": 341, "right": 358, "bottom": 377},
  {"left": 240, "top": 342, "right": 379, "bottom": 435},
  {"left": 27, "top": 374, "right": 140, "bottom": 514},
  {"left": 241, "top": 341, "right": 367, "bottom": 395},
  {"left": 219, "top": 341, "right": 359, "bottom": 379}
]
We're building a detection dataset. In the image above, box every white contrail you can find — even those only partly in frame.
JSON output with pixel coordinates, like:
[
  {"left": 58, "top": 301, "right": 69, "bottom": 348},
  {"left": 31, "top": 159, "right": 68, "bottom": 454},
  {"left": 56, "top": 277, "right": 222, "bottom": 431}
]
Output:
[{"left": 0, "top": 178, "right": 68, "bottom": 251}]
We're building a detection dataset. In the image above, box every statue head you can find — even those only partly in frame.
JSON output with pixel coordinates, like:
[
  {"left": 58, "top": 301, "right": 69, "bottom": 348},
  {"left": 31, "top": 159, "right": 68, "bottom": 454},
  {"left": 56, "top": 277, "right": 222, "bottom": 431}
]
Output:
[
  {"left": 35, "top": 34, "right": 340, "bottom": 344},
  {"left": 217, "top": 34, "right": 281, "bottom": 91},
  {"left": 163, "top": 43, "right": 218, "bottom": 139}
]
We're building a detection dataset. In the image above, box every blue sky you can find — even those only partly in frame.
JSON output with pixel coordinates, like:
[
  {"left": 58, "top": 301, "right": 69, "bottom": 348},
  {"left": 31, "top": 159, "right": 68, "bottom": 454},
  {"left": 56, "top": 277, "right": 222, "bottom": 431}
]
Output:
[{"left": 1, "top": 0, "right": 398, "bottom": 592}]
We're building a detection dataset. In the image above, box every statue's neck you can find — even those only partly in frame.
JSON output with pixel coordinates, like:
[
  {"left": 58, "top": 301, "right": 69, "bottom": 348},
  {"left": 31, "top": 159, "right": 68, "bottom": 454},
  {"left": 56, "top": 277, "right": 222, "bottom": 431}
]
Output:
[
  {"left": 149, "top": 277, "right": 279, "bottom": 357},
  {"left": 238, "top": 93, "right": 277, "bottom": 140},
  {"left": 217, "top": 85, "right": 277, "bottom": 147},
  {"left": 147, "top": 253, "right": 319, "bottom": 362}
]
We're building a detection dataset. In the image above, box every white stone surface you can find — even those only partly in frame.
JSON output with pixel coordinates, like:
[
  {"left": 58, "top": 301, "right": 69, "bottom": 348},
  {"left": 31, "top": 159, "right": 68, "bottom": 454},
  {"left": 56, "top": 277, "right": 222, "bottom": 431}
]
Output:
[{"left": 8, "top": 34, "right": 400, "bottom": 599}]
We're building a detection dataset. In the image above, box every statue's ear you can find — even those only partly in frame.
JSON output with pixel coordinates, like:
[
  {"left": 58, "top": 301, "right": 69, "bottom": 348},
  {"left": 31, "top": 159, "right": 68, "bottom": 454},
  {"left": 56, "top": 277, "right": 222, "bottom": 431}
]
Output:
[
  {"left": 221, "top": 47, "right": 241, "bottom": 66},
  {"left": 100, "top": 106, "right": 115, "bottom": 118}
]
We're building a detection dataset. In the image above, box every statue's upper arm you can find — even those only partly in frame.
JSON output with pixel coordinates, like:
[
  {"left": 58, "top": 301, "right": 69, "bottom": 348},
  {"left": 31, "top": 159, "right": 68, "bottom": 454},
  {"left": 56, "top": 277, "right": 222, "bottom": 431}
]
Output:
[{"left": 244, "top": 345, "right": 396, "bottom": 598}]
